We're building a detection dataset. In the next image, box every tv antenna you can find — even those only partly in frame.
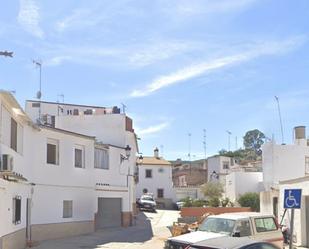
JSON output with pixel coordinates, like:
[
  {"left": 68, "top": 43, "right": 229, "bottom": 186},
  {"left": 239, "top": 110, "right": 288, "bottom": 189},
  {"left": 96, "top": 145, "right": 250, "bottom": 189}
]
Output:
[
  {"left": 275, "top": 96, "right": 284, "bottom": 144},
  {"left": 226, "top": 130, "right": 232, "bottom": 151},
  {"left": 33, "top": 59, "right": 42, "bottom": 121}
]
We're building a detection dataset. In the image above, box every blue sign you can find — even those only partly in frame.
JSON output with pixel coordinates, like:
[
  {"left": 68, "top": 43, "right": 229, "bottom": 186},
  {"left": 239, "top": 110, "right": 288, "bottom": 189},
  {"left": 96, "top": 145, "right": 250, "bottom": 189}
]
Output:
[{"left": 284, "top": 189, "right": 302, "bottom": 209}]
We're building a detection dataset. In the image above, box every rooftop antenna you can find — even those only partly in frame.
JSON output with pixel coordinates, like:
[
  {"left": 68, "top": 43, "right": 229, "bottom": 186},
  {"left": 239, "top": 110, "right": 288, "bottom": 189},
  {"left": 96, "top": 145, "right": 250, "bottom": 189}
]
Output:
[
  {"left": 121, "top": 103, "right": 127, "bottom": 114},
  {"left": 57, "top": 94, "right": 64, "bottom": 103},
  {"left": 203, "top": 129, "right": 207, "bottom": 170},
  {"left": 188, "top": 133, "right": 192, "bottom": 174},
  {"left": 160, "top": 145, "right": 164, "bottom": 158},
  {"left": 274, "top": 96, "right": 284, "bottom": 144},
  {"left": 33, "top": 59, "right": 42, "bottom": 121},
  {"left": 226, "top": 130, "right": 232, "bottom": 151}
]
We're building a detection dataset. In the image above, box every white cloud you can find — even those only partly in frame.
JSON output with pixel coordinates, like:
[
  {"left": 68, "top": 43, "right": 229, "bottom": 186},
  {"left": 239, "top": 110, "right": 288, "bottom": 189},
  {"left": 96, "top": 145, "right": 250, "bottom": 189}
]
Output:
[
  {"left": 165, "top": 0, "right": 256, "bottom": 17},
  {"left": 55, "top": 9, "right": 95, "bottom": 32},
  {"left": 18, "top": 0, "right": 43, "bottom": 38},
  {"left": 130, "top": 36, "right": 306, "bottom": 97},
  {"left": 136, "top": 122, "right": 169, "bottom": 136}
]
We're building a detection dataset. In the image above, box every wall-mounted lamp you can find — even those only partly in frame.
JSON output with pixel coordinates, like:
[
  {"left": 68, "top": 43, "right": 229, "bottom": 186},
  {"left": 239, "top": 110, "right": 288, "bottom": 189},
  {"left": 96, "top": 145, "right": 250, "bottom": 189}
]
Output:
[
  {"left": 210, "top": 170, "right": 219, "bottom": 181},
  {"left": 120, "top": 145, "right": 131, "bottom": 163},
  {"left": 137, "top": 154, "right": 143, "bottom": 165}
]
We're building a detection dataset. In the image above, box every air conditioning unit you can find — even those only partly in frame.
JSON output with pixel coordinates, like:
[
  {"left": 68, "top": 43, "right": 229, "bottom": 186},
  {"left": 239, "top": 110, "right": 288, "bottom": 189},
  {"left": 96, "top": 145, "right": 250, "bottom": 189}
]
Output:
[{"left": 0, "top": 154, "right": 14, "bottom": 171}]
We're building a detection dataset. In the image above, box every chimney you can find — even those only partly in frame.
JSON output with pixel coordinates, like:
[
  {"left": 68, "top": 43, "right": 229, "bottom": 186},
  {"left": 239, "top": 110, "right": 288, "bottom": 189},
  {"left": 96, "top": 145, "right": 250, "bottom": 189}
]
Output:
[
  {"left": 294, "top": 126, "right": 307, "bottom": 146},
  {"left": 154, "top": 147, "right": 159, "bottom": 158}
]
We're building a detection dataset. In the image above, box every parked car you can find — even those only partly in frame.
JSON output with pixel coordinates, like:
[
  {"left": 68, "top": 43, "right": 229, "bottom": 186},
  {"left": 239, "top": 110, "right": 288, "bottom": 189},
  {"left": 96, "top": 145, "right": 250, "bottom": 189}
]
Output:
[
  {"left": 137, "top": 194, "right": 156, "bottom": 212},
  {"left": 176, "top": 201, "right": 185, "bottom": 210},
  {"left": 187, "top": 237, "right": 280, "bottom": 249},
  {"left": 165, "top": 212, "right": 283, "bottom": 249}
]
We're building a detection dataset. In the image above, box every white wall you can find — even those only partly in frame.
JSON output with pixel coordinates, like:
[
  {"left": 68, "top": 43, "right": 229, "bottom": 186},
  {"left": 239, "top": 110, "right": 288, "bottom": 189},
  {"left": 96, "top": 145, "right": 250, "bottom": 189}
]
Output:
[
  {"left": 207, "top": 156, "right": 235, "bottom": 181},
  {"left": 174, "top": 187, "right": 204, "bottom": 201},
  {"left": 262, "top": 141, "right": 309, "bottom": 191},
  {"left": 225, "top": 172, "right": 263, "bottom": 202},
  {"left": 0, "top": 179, "right": 31, "bottom": 238},
  {"left": 136, "top": 164, "right": 174, "bottom": 200}
]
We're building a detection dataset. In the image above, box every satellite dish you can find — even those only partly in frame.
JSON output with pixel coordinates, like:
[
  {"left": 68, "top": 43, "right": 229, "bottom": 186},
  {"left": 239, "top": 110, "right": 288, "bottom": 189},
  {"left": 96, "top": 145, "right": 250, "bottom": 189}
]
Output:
[{"left": 36, "top": 91, "right": 42, "bottom": 99}]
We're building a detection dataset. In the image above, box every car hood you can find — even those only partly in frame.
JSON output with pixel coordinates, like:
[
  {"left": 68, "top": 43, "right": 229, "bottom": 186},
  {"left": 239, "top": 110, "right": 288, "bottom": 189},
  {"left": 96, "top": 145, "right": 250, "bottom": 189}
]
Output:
[{"left": 168, "top": 231, "right": 227, "bottom": 244}]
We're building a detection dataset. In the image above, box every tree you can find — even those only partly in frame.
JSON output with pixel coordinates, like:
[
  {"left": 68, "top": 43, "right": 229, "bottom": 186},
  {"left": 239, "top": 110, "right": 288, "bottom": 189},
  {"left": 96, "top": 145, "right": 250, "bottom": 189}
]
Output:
[
  {"left": 243, "top": 129, "right": 265, "bottom": 156},
  {"left": 201, "top": 182, "right": 224, "bottom": 207},
  {"left": 238, "top": 192, "right": 260, "bottom": 212}
]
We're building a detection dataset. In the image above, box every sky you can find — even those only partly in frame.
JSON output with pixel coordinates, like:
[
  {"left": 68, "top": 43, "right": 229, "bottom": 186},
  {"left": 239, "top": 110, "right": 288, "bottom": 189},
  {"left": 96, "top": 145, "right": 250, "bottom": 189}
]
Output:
[{"left": 0, "top": 0, "right": 309, "bottom": 160}]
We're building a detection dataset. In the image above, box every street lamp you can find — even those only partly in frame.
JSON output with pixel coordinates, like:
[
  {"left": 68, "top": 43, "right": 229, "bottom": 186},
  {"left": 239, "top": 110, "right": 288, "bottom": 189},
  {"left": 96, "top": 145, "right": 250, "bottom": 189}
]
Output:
[{"left": 120, "top": 145, "right": 132, "bottom": 163}]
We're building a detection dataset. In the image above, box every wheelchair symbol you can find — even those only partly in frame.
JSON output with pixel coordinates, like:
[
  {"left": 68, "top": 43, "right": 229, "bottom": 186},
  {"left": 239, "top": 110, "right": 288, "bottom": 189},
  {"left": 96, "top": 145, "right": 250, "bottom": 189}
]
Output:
[{"left": 285, "top": 190, "right": 299, "bottom": 208}]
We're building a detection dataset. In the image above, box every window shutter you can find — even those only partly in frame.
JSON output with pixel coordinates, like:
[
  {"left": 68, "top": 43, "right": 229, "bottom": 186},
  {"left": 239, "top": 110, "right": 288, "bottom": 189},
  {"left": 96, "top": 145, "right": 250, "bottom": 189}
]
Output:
[{"left": 10, "top": 118, "right": 17, "bottom": 151}]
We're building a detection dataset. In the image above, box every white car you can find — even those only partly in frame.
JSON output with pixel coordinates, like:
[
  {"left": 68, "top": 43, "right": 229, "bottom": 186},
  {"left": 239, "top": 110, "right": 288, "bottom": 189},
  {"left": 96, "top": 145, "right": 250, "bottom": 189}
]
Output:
[
  {"left": 137, "top": 194, "right": 156, "bottom": 212},
  {"left": 165, "top": 212, "right": 283, "bottom": 249}
]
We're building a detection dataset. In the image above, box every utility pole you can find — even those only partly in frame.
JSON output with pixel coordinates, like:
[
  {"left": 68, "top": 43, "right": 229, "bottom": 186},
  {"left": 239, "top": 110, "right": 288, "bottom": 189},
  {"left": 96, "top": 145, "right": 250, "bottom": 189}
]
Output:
[
  {"left": 33, "top": 60, "right": 42, "bottom": 122},
  {"left": 235, "top": 136, "right": 238, "bottom": 150},
  {"left": 226, "top": 130, "right": 232, "bottom": 151},
  {"left": 203, "top": 129, "right": 207, "bottom": 160},
  {"left": 275, "top": 96, "right": 284, "bottom": 144}
]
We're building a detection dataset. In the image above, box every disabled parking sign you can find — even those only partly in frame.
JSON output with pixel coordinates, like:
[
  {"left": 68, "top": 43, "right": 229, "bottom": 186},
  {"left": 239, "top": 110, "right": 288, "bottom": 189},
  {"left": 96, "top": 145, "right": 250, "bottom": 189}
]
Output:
[{"left": 284, "top": 189, "right": 302, "bottom": 209}]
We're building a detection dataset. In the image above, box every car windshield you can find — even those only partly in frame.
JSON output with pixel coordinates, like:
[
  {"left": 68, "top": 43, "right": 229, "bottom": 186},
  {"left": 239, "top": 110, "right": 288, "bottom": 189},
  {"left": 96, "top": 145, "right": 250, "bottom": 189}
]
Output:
[
  {"left": 141, "top": 196, "right": 154, "bottom": 201},
  {"left": 199, "top": 217, "right": 236, "bottom": 235}
]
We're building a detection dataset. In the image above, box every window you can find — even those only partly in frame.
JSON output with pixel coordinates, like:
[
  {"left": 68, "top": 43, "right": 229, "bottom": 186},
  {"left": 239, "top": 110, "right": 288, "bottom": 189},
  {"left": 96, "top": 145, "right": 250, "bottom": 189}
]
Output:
[
  {"left": 234, "top": 219, "right": 252, "bottom": 236},
  {"left": 73, "top": 109, "right": 79, "bottom": 115},
  {"left": 84, "top": 109, "right": 93, "bottom": 115},
  {"left": 254, "top": 217, "right": 277, "bottom": 233},
  {"left": 145, "top": 169, "right": 152, "bottom": 178},
  {"left": 94, "top": 148, "right": 109, "bottom": 169},
  {"left": 74, "top": 145, "right": 84, "bottom": 168},
  {"left": 63, "top": 200, "right": 73, "bottom": 218},
  {"left": 305, "top": 157, "right": 309, "bottom": 174},
  {"left": 158, "top": 168, "right": 164, "bottom": 173},
  {"left": 157, "top": 188, "right": 164, "bottom": 198},
  {"left": 223, "top": 161, "right": 229, "bottom": 169},
  {"left": 32, "top": 102, "right": 40, "bottom": 107},
  {"left": 11, "top": 118, "right": 17, "bottom": 151},
  {"left": 47, "top": 139, "right": 59, "bottom": 165},
  {"left": 13, "top": 196, "right": 21, "bottom": 224}
]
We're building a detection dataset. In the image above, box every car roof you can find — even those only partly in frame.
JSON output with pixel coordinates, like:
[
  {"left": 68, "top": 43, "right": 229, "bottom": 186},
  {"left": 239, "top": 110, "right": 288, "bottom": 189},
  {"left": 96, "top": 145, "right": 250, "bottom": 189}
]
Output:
[
  {"left": 208, "top": 212, "right": 274, "bottom": 220},
  {"left": 192, "top": 237, "right": 258, "bottom": 249}
]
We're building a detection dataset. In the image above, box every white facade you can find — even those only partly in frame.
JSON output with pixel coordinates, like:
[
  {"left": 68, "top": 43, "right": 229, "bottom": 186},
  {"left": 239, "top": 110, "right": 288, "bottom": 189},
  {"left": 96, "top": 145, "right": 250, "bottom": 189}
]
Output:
[
  {"left": 136, "top": 149, "right": 175, "bottom": 207},
  {"left": 262, "top": 139, "right": 309, "bottom": 191},
  {"left": 260, "top": 127, "right": 309, "bottom": 247},
  {"left": 207, "top": 155, "right": 238, "bottom": 181},
  {"left": 0, "top": 93, "right": 138, "bottom": 249},
  {"left": 225, "top": 172, "right": 263, "bottom": 202}
]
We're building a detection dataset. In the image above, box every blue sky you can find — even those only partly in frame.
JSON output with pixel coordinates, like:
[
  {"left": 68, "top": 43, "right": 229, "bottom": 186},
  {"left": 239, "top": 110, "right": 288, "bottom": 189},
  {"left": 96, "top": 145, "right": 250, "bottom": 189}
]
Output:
[{"left": 1, "top": 0, "right": 309, "bottom": 160}]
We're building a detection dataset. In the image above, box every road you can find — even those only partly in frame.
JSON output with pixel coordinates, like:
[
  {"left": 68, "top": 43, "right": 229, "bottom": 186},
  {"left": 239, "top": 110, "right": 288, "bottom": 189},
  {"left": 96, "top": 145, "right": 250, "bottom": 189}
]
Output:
[{"left": 34, "top": 210, "right": 180, "bottom": 249}]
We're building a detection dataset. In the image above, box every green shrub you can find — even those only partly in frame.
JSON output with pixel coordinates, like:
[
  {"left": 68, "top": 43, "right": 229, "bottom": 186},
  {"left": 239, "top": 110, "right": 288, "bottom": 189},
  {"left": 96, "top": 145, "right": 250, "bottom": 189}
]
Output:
[
  {"left": 238, "top": 192, "right": 260, "bottom": 211},
  {"left": 209, "top": 197, "right": 220, "bottom": 207}
]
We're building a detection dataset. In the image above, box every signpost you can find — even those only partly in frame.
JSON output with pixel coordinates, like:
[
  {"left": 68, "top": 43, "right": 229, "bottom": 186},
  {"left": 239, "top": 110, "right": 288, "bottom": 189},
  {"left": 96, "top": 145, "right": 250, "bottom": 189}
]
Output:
[{"left": 284, "top": 189, "right": 302, "bottom": 249}]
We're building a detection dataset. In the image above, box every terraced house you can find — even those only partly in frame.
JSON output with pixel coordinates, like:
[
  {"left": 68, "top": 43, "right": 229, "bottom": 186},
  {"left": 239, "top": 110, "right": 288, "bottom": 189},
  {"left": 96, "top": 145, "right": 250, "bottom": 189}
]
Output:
[{"left": 0, "top": 91, "right": 138, "bottom": 249}]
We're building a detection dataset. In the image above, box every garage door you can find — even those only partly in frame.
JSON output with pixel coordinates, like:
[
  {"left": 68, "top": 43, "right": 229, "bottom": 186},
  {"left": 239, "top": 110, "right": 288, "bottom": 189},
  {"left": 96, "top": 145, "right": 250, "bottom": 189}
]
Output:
[{"left": 96, "top": 198, "right": 122, "bottom": 229}]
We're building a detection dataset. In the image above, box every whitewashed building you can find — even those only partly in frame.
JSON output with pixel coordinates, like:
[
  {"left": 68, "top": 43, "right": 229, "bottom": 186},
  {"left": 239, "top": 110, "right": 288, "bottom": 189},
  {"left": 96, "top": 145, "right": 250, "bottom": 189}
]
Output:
[
  {"left": 0, "top": 92, "right": 138, "bottom": 249},
  {"left": 260, "top": 126, "right": 309, "bottom": 247},
  {"left": 136, "top": 148, "right": 174, "bottom": 208},
  {"left": 225, "top": 171, "right": 263, "bottom": 202}
]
